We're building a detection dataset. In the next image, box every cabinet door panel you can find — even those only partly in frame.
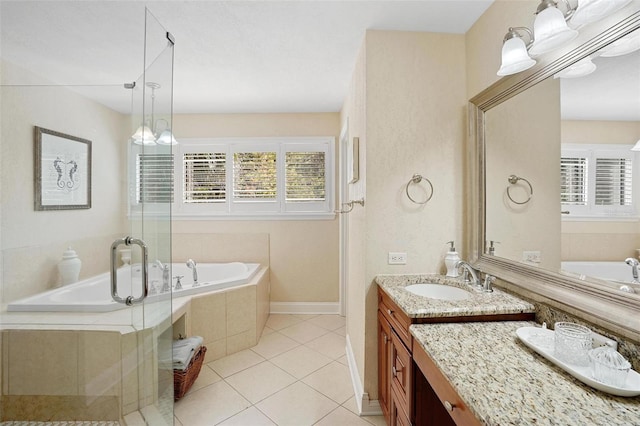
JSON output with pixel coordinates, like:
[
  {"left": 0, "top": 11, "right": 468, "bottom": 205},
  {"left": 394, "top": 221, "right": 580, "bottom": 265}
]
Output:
[
  {"left": 378, "top": 311, "right": 392, "bottom": 422},
  {"left": 390, "top": 329, "right": 412, "bottom": 417}
]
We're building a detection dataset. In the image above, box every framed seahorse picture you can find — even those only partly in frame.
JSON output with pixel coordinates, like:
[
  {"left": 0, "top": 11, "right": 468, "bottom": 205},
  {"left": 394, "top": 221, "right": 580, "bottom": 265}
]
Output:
[{"left": 34, "top": 126, "right": 91, "bottom": 210}]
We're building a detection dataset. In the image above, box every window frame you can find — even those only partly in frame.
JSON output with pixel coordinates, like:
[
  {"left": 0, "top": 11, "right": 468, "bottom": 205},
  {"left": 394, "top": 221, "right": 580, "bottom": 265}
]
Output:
[
  {"left": 561, "top": 143, "right": 639, "bottom": 220},
  {"left": 171, "top": 137, "right": 335, "bottom": 220}
]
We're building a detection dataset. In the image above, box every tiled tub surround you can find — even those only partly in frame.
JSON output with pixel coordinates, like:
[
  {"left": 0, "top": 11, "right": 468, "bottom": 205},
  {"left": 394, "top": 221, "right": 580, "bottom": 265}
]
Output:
[
  {"left": 410, "top": 321, "right": 640, "bottom": 425},
  {"left": 375, "top": 274, "right": 535, "bottom": 318},
  {"left": 0, "top": 267, "right": 269, "bottom": 422}
]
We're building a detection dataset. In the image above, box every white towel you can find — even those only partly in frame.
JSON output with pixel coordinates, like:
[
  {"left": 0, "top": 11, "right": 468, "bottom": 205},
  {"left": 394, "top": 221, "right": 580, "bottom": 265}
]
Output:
[{"left": 172, "top": 336, "right": 203, "bottom": 371}]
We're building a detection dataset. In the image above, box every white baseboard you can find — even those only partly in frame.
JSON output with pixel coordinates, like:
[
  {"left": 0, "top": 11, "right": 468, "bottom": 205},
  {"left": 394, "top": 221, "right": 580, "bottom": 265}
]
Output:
[
  {"left": 269, "top": 301, "right": 340, "bottom": 314},
  {"left": 345, "top": 334, "right": 383, "bottom": 416}
]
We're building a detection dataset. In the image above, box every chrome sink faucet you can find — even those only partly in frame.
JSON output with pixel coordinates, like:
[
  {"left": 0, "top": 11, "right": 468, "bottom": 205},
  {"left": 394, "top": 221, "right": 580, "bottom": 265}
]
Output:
[
  {"left": 625, "top": 258, "right": 640, "bottom": 283},
  {"left": 454, "top": 260, "right": 480, "bottom": 288},
  {"left": 187, "top": 259, "right": 199, "bottom": 286}
]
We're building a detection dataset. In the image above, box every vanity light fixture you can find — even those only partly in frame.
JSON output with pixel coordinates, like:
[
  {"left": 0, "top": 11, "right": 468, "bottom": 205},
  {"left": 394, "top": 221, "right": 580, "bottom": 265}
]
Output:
[
  {"left": 553, "top": 55, "right": 597, "bottom": 78},
  {"left": 528, "top": 0, "right": 579, "bottom": 56},
  {"left": 570, "top": 0, "right": 632, "bottom": 28},
  {"left": 497, "top": 27, "right": 537, "bottom": 76},
  {"left": 131, "top": 82, "right": 178, "bottom": 146},
  {"left": 599, "top": 30, "right": 640, "bottom": 57}
]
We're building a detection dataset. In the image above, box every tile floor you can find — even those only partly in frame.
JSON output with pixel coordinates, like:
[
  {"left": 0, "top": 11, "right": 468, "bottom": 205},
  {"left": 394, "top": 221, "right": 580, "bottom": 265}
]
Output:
[{"left": 173, "top": 314, "right": 386, "bottom": 426}]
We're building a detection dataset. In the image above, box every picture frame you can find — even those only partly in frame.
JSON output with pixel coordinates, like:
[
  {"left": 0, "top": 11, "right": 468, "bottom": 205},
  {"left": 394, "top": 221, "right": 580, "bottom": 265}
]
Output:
[
  {"left": 347, "top": 136, "right": 360, "bottom": 184},
  {"left": 34, "top": 126, "right": 92, "bottom": 210}
]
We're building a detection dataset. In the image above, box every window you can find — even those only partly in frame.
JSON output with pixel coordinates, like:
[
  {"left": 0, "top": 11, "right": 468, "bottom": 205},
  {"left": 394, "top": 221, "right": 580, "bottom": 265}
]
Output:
[
  {"left": 135, "top": 153, "right": 174, "bottom": 204},
  {"left": 561, "top": 144, "right": 637, "bottom": 218},
  {"left": 172, "top": 137, "right": 334, "bottom": 218}
]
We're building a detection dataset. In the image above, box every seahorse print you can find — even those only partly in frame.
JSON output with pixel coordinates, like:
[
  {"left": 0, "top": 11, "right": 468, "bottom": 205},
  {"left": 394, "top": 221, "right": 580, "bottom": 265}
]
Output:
[
  {"left": 53, "top": 157, "right": 65, "bottom": 188},
  {"left": 67, "top": 160, "right": 78, "bottom": 189}
]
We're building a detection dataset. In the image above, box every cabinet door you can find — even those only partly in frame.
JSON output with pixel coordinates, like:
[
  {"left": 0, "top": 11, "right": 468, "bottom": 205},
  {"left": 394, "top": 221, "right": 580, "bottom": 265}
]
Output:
[
  {"left": 378, "top": 310, "right": 392, "bottom": 421},
  {"left": 390, "top": 329, "right": 412, "bottom": 418},
  {"left": 391, "top": 387, "right": 412, "bottom": 426}
]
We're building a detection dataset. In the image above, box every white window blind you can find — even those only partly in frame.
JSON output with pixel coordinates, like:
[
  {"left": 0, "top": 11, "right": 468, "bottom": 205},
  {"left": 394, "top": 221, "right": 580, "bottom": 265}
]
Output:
[
  {"left": 183, "top": 152, "right": 226, "bottom": 204},
  {"left": 285, "top": 152, "right": 326, "bottom": 202},
  {"left": 136, "top": 153, "right": 174, "bottom": 204},
  {"left": 595, "top": 158, "right": 632, "bottom": 206},
  {"left": 560, "top": 157, "right": 587, "bottom": 205},
  {"left": 171, "top": 137, "right": 334, "bottom": 218},
  {"left": 561, "top": 144, "right": 637, "bottom": 219}
]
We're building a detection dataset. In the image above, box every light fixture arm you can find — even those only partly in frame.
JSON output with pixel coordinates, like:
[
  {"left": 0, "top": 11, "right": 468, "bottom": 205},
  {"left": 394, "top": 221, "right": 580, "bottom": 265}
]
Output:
[{"left": 504, "top": 27, "right": 535, "bottom": 47}]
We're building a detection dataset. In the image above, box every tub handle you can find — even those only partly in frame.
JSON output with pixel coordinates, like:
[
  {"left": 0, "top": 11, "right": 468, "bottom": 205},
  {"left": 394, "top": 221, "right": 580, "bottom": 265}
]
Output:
[{"left": 110, "top": 236, "right": 149, "bottom": 306}]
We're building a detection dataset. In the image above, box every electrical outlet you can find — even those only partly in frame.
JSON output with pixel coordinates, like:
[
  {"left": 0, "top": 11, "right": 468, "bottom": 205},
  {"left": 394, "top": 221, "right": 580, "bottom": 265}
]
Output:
[
  {"left": 388, "top": 252, "right": 407, "bottom": 265},
  {"left": 523, "top": 251, "right": 541, "bottom": 263}
]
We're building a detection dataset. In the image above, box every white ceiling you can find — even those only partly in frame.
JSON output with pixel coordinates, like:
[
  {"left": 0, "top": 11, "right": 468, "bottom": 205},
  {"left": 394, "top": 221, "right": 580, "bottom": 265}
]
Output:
[{"left": 0, "top": 0, "right": 494, "bottom": 114}]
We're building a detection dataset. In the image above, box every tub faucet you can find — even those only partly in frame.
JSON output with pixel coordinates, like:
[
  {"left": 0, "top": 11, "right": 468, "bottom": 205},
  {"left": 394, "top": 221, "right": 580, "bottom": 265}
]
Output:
[
  {"left": 454, "top": 260, "right": 480, "bottom": 288},
  {"left": 187, "top": 259, "right": 199, "bottom": 286},
  {"left": 625, "top": 258, "right": 640, "bottom": 283},
  {"left": 160, "top": 264, "right": 171, "bottom": 293}
]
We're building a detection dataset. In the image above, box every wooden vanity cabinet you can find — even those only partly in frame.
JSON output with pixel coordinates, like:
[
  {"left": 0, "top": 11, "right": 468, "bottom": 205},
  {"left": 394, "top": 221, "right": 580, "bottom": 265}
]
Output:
[{"left": 378, "top": 285, "right": 533, "bottom": 425}]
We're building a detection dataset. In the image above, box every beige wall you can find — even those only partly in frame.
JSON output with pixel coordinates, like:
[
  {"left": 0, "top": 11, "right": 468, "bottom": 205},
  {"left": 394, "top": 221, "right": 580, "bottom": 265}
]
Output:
[
  {"left": 172, "top": 113, "right": 340, "bottom": 305},
  {"left": 341, "top": 30, "right": 466, "bottom": 405},
  {"left": 561, "top": 120, "right": 640, "bottom": 261},
  {"left": 0, "top": 61, "right": 128, "bottom": 304}
]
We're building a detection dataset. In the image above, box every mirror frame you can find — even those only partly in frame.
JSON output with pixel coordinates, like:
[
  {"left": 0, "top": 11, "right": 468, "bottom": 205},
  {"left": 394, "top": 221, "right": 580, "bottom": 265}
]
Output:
[{"left": 468, "top": 7, "right": 640, "bottom": 340}]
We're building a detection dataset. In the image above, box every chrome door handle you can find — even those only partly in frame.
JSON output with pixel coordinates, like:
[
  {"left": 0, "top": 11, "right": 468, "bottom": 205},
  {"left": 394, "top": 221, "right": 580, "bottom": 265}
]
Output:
[{"left": 111, "top": 236, "right": 149, "bottom": 305}]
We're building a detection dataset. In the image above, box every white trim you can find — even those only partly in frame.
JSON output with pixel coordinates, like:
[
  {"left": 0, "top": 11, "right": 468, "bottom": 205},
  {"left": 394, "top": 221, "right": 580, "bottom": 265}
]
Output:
[
  {"left": 339, "top": 119, "right": 349, "bottom": 317},
  {"left": 345, "top": 334, "right": 382, "bottom": 416},
  {"left": 269, "top": 302, "right": 340, "bottom": 314}
]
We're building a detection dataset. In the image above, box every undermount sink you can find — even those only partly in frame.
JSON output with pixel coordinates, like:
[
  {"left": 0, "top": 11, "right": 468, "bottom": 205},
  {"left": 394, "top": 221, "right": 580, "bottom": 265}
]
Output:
[{"left": 404, "top": 283, "right": 471, "bottom": 301}]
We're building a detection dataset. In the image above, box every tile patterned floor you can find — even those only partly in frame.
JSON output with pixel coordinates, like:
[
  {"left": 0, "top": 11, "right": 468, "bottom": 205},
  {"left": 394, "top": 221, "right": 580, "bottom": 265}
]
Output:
[{"left": 174, "top": 314, "right": 386, "bottom": 426}]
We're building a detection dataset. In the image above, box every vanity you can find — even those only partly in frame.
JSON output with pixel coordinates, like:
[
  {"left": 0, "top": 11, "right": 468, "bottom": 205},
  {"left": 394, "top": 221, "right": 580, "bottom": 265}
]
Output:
[{"left": 376, "top": 275, "right": 535, "bottom": 425}]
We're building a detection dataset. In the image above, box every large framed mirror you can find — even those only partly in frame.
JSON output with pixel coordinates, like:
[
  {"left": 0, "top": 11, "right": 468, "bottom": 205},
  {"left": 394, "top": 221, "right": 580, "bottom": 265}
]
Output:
[{"left": 468, "top": 5, "right": 640, "bottom": 340}]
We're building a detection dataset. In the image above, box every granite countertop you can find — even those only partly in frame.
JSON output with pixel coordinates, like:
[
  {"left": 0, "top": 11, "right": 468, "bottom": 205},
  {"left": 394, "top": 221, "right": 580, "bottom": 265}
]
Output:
[
  {"left": 376, "top": 274, "right": 535, "bottom": 318},
  {"left": 410, "top": 321, "right": 640, "bottom": 425}
]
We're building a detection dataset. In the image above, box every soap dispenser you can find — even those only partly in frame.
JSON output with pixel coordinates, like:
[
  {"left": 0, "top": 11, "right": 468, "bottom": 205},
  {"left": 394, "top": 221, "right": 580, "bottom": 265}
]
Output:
[
  {"left": 444, "top": 241, "right": 460, "bottom": 278},
  {"left": 58, "top": 247, "right": 82, "bottom": 285}
]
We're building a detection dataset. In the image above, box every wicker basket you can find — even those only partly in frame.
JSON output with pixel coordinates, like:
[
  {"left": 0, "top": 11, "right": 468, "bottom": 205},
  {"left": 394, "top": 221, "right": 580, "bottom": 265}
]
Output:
[{"left": 174, "top": 345, "right": 207, "bottom": 401}]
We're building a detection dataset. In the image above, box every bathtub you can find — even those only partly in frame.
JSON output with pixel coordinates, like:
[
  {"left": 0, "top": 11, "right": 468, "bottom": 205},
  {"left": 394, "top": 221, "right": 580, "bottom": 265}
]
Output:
[
  {"left": 561, "top": 261, "right": 636, "bottom": 284},
  {"left": 7, "top": 262, "right": 260, "bottom": 313}
]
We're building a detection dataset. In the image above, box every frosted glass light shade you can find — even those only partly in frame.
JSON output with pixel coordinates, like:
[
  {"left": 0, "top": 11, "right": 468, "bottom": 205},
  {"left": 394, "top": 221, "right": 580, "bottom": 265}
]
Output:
[
  {"left": 131, "top": 125, "right": 156, "bottom": 145},
  {"left": 600, "top": 31, "right": 640, "bottom": 57},
  {"left": 497, "top": 36, "right": 536, "bottom": 76},
  {"left": 529, "top": 7, "right": 578, "bottom": 56},
  {"left": 156, "top": 129, "right": 178, "bottom": 145},
  {"left": 553, "top": 57, "right": 596, "bottom": 79},
  {"left": 570, "top": 0, "right": 632, "bottom": 28}
]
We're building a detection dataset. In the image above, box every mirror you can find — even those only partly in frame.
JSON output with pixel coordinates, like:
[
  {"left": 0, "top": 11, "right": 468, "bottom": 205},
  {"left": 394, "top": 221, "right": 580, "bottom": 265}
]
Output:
[{"left": 469, "top": 8, "right": 640, "bottom": 338}]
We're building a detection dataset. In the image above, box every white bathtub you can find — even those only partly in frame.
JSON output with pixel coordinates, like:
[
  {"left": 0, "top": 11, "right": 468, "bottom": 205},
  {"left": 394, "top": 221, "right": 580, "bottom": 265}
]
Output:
[
  {"left": 561, "top": 261, "right": 636, "bottom": 284},
  {"left": 7, "top": 262, "right": 260, "bottom": 313}
]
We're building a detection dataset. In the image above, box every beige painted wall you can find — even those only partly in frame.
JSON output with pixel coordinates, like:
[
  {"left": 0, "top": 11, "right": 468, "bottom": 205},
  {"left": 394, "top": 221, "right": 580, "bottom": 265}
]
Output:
[
  {"left": 0, "top": 61, "right": 127, "bottom": 304},
  {"left": 561, "top": 120, "right": 640, "bottom": 261},
  {"left": 172, "top": 113, "right": 340, "bottom": 304},
  {"left": 341, "top": 30, "right": 466, "bottom": 404}
]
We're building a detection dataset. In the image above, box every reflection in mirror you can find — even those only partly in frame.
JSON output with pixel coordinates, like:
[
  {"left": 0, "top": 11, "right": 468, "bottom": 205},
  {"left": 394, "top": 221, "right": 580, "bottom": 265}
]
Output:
[{"left": 484, "top": 28, "right": 640, "bottom": 288}]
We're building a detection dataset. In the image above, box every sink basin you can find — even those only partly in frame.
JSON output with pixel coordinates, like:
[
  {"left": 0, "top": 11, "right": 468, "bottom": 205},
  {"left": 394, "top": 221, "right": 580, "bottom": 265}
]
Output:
[{"left": 404, "top": 283, "right": 471, "bottom": 301}]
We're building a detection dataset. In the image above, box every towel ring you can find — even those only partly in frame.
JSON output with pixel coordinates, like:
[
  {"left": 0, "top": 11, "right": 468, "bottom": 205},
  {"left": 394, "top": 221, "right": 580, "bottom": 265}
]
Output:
[
  {"left": 405, "top": 174, "right": 433, "bottom": 205},
  {"left": 507, "top": 174, "right": 533, "bottom": 205}
]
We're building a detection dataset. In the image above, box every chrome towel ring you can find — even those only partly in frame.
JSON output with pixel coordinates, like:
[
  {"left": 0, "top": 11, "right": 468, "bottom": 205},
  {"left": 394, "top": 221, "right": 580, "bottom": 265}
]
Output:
[
  {"left": 507, "top": 174, "right": 533, "bottom": 205},
  {"left": 405, "top": 174, "right": 433, "bottom": 205}
]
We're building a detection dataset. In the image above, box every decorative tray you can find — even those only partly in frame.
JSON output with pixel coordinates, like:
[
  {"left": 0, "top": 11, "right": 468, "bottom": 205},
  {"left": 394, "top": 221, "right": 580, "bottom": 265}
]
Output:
[{"left": 516, "top": 326, "right": 640, "bottom": 397}]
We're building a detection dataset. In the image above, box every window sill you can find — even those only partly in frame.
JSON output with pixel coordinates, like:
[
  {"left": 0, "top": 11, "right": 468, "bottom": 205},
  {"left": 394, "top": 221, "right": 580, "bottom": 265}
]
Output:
[
  {"left": 561, "top": 215, "right": 639, "bottom": 222},
  {"left": 129, "top": 212, "right": 337, "bottom": 221}
]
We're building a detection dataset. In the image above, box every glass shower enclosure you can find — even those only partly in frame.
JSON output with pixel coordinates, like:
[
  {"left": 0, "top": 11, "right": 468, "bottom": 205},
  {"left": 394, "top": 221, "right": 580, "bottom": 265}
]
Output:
[{"left": 0, "top": 8, "right": 175, "bottom": 425}]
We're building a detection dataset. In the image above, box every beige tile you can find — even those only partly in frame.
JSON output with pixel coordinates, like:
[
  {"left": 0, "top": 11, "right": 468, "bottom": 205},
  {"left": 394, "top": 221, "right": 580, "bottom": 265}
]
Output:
[
  {"left": 279, "top": 321, "right": 329, "bottom": 344},
  {"left": 227, "top": 286, "right": 257, "bottom": 336},
  {"left": 362, "top": 414, "right": 388, "bottom": 426},
  {"left": 256, "top": 382, "right": 338, "bottom": 426},
  {"left": 265, "top": 314, "right": 303, "bottom": 331},
  {"left": 174, "top": 380, "right": 250, "bottom": 426},
  {"left": 315, "top": 406, "right": 374, "bottom": 426},
  {"left": 174, "top": 416, "right": 184, "bottom": 426},
  {"left": 334, "top": 326, "right": 347, "bottom": 337},
  {"left": 337, "top": 355, "right": 349, "bottom": 366},
  {"left": 226, "top": 361, "right": 296, "bottom": 404},
  {"left": 205, "top": 338, "right": 227, "bottom": 362},
  {"left": 201, "top": 233, "right": 269, "bottom": 265},
  {"left": 251, "top": 332, "right": 300, "bottom": 359},
  {"left": 342, "top": 395, "right": 361, "bottom": 415},
  {"left": 261, "top": 326, "right": 276, "bottom": 336},
  {"left": 8, "top": 330, "right": 78, "bottom": 395},
  {"left": 78, "top": 331, "right": 121, "bottom": 397},
  {"left": 292, "top": 314, "right": 319, "bottom": 321},
  {"left": 308, "top": 314, "right": 346, "bottom": 331},
  {"left": 186, "top": 364, "right": 222, "bottom": 394},
  {"left": 302, "top": 361, "right": 354, "bottom": 404},
  {"left": 218, "top": 406, "right": 276, "bottom": 425},
  {"left": 305, "top": 332, "right": 346, "bottom": 360},
  {"left": 191, "top": 292, "right": 227, "bottom": 344},
  {"left": 123, "top": 410, "right": 146, "bottom": 426},
  {"left": 208, "top": 349, "right": 265, "bottom": 378},
  {"left": 227, "top": 329, "right": 258, "bottom": 354},
  {"left": 270, "top": 345, "right": 333, "bottom": 379}
]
